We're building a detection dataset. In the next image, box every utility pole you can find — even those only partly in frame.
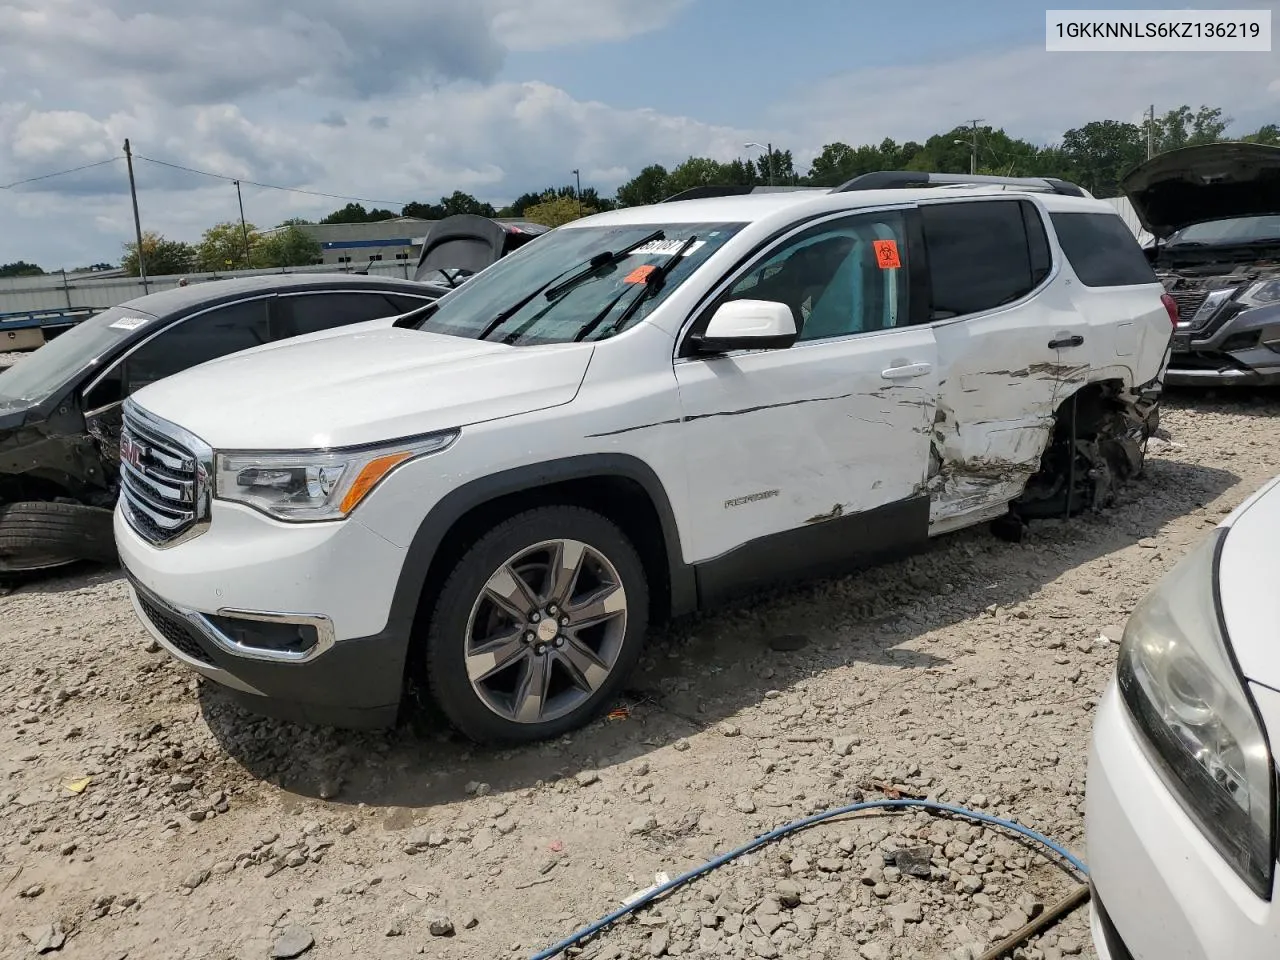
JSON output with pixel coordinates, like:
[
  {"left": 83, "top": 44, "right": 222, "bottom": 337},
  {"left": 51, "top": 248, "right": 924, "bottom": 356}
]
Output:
[
  {"left": 966, "top": 120, "right": 983, "bottom": 176},
  {"left": 767, "top": 142, "right": 774, "bottom": 186},
  {"left": 234, "top": 180, "right": 250, "bottom": 268},
  {"left": 572, "top": 168, "right": 582, "bottom": 218},
  {"left": 1147, "top": 104, "right": 1156, "bottom": 159},
  {"left": 123, "top": 138, "right": 148, "bottom": 293}
]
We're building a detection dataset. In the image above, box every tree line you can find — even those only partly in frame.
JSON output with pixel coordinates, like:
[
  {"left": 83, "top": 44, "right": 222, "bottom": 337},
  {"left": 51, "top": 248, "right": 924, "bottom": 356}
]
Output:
[{"left": 24, "top": 102, "right": 1277, "bottom": 278}]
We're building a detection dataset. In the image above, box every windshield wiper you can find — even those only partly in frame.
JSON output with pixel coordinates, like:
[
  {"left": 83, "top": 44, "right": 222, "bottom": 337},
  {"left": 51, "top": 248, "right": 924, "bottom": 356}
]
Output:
[
  {"left": 573, "top": 235, "right": 698, "bottom": 343},
  {"left": 473, "top": 261, "right": 588, "bottom": 342},
  {"left": 542, "top": 230, "right": 665, "bottom": 302}
]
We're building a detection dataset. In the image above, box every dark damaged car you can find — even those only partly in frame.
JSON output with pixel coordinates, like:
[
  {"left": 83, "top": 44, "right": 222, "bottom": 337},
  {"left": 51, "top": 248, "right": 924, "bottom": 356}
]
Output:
[
  {"left": 1123, "top": 141, "right": 1280, "bottom": 386},
  {"left": 0, "top": 273, "right": 447, "bottom": 573}
]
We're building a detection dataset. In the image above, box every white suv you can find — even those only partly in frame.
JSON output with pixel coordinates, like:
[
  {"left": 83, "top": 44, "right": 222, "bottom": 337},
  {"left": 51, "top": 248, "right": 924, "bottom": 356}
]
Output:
[{"left": 114, "top": 174, "right": 1174, "bottom": 743}]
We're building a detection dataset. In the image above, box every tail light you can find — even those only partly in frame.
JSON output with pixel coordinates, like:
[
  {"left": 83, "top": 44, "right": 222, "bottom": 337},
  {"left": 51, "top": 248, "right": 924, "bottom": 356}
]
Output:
[{"left": 1161, "top": 293, "right": 1179, "bottom": 326}]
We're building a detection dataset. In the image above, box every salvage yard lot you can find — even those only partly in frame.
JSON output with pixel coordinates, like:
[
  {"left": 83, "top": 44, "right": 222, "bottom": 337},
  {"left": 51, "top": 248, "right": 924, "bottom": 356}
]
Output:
[{"left": 1, "top": 393, "right": 1276, "bottom": 960}]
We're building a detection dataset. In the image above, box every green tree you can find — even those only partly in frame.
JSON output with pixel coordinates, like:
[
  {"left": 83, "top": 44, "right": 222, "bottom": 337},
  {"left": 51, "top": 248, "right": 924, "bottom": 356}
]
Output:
[
  {"left": 320, "top": 203, "right": 397, "bottom": 224},
  {"left": 523, "top": 195, "right": 597, "bottom": 228},
  {"left": 196, "top": 221, "right": 258, "bottom": 271},
  {"left": 438, "top": 191, "right": 497, "bottom": 217},
  {"left": 1061, "top": 120, "right": 1147, "bottom": 196},
  {"left": 121, "top": 232, "right": 196, "bottom": 277},
  {"left": 1244, "top": 124, "right": 1280, "bottom": 145},
  {"left": 616, "top": 164, "right": 671, "bottom": 207},
  {"left": 253, "top": 225, "right": 322, "bottom": 268},
  {"left": 0, "top": 260, "right": 44, "bottom": 277},
  {"left": 1149, "top": 105, "right": 1231, "bottom": 153}
]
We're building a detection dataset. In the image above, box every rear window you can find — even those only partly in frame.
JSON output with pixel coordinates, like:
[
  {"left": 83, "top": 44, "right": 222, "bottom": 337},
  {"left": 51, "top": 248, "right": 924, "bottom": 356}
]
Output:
[{"left": 1050, "top": 212, "right": 1157, "bottom": 287}]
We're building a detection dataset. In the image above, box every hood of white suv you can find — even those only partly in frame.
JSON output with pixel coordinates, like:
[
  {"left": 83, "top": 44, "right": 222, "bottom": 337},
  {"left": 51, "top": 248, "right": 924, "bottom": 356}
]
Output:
[
  {"left": 131, "top": 327, "right": 594, "bottom": 449},
  {"left": 1216, "top": 475, "right": 1280, "bottom": 692}
]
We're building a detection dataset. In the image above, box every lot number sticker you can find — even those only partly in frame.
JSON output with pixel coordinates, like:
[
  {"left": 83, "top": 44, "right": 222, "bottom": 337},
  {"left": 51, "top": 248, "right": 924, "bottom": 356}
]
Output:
[{"left": 109, "top": 316, "right": 149, "bottom": 331}]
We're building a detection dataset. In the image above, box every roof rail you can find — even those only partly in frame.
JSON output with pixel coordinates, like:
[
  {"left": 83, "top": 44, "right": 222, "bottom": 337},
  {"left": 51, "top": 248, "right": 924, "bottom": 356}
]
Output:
[
  {"left": 832, "top": 171, "right": 1090, "bottom": 198},
  {"left": 661, "top": 185, "right": 827, "bottom": 203}
]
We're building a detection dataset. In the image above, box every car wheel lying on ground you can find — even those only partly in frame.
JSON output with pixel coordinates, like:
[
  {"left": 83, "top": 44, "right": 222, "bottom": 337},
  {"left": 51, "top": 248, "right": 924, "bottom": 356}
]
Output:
[
  {"left": 1122, "top": 141, "right": 1280, "bottom": 388},
  {"left": 0, "top": 273, "right": 448, "bottom": 574},
  {"left": 1086, "top": 472, "right": 1280, "bottom": 960},
  {"left": 114, "top": 172, "right": 1174, "bottom": 743}
]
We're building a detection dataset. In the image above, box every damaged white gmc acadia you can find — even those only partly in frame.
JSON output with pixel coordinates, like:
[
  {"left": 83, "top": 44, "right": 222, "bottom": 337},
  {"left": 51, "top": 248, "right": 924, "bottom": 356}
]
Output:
[{"left": 114, "top": 174, "right": 1175, "bottom": 742}]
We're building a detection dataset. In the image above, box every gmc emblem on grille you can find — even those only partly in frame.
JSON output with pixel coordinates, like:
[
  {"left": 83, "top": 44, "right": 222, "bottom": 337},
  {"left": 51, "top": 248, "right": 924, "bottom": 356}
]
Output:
[{"left": 120, "top": 433, "right": 145, "bottom": 470}]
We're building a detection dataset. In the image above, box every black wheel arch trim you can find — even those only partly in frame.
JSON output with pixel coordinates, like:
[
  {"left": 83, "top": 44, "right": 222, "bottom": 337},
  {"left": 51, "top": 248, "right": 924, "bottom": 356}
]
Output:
[{"left": 382, "top": 453, "right": 697, "bottom": 643}]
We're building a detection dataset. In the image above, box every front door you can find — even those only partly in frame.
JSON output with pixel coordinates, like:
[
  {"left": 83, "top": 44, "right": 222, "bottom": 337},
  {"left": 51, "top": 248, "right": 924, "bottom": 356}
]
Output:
[{"left": 674, "top": 208, "right": 939, "bottom": 600}]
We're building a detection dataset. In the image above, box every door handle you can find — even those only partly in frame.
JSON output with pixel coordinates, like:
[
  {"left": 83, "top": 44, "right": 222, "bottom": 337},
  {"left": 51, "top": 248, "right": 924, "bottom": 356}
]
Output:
[
  {"left": 881, "top": 362, "right": 932, "bottom": 380},
  {"left": 1048, "top": 335, "right": 1084, "bottom": 350}
]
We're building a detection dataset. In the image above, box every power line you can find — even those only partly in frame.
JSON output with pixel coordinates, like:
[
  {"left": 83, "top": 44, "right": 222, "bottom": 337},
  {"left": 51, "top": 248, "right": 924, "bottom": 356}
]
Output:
[
  {"left": 0, "top": 156, "right": 123, "bottom": 190},
  {"left": 134, "top": 154, "right": 410, "bottom": 208}
]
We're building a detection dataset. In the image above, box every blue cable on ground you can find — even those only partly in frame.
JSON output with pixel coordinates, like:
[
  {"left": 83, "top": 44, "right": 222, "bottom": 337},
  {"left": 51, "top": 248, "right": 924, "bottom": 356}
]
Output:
[{"left": 528, "top": 798, "right": 1089, "bottom": 960}]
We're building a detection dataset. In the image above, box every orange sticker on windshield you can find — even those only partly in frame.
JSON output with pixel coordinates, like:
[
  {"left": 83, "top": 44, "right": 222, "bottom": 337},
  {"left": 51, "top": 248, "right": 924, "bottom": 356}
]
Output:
[
  {"left": 873, "top": 239, "right": 901, "bottom": 269},
  {"left": 624, "top": 264, "right": 656, "bottom": 284}
]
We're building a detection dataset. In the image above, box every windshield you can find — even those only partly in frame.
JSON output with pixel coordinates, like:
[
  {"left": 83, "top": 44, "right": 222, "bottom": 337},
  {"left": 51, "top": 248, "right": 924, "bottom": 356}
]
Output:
[
  {"left": 413, "top": 222, "right": 746, "bottom": 345},
  {"left": 0, "top": 305, "right": 157, "bottom": 402},
  {"left": 1167, "top": 215, "right": 1280, "bottom": 247}
]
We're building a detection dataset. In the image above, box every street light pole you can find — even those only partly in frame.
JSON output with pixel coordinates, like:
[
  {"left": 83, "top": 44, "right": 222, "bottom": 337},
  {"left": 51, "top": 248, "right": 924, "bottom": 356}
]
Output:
[
  {"left": 572, "top": 168, "right": 582, "bottom": 218},
  {"left": 744, "top": 142, "right": 774, "bottom": 186},
  {"left": 234, "top": 180, "right": 250, "bottom": 268},
  {"left": 123, "top": 138, "right": 148, "bottom": 293}
]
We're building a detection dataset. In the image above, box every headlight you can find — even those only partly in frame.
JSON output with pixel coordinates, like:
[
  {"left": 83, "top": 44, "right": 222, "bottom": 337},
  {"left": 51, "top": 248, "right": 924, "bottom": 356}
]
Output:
[
  {"left": 1240, "top": 279, "right": 1280, "bottom": 308},
  {"left": 1118, "top": 528, "right": 1276, "bottom": 899},
  {"left": 213, "top": 429, "right": 459, "bottom": 521}
]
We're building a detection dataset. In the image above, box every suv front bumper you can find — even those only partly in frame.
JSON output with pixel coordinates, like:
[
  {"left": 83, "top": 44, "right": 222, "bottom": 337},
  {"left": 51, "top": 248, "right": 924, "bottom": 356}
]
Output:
[
  {"left": 1166, "top": 305, "right": 1280, "bottom": 387},
  {"left": 116, "top": 501, "right": 413, "bottom": 729}
]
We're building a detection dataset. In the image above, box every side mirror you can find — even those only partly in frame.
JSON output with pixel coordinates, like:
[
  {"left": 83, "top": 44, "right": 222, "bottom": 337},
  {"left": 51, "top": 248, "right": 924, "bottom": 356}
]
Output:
[{"left": 690, "top": 299, "right": 798, "bottom": 354}]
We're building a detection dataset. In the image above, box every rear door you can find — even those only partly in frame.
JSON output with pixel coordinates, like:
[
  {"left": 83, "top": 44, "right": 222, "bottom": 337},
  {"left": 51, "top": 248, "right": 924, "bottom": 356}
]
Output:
[
  {"left": 1047, "top": 210, "right": 1171, "bottom": 389},
  {"left": 922, "top": 198, "right": 1082, "bottom": 532},
  {"left": 674, "top": 207, "right": 939, "bottom": 596}
]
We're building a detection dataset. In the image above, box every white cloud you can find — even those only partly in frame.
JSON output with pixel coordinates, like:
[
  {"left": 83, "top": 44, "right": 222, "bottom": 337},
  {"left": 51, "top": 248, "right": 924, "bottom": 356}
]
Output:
[
  {"left": 1, "top": 0, "right": 1277, "bottom": 269},
  {"left": 488, "top": 0, "right": 692, "bottom": 51}
]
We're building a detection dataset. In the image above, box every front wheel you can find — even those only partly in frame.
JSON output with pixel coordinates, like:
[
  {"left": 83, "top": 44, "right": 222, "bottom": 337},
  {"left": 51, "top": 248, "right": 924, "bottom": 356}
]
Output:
[{"left": 424, "top": 506, "right": 649, "bottom": 744}]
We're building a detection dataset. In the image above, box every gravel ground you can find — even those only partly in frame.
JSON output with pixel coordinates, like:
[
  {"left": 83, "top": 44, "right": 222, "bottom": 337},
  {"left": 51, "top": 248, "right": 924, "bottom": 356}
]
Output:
[{"left": 2, "top": 392, "right": 1277, "bottom": 960}]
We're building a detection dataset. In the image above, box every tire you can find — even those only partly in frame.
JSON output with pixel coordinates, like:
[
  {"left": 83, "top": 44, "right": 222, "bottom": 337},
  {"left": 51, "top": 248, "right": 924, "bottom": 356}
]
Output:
[
  {"left": 0, "top": 501, "right": 117, "bottom": 573},
  {"left": 425, "top": 506, "right": 649, "bottom": 745}
]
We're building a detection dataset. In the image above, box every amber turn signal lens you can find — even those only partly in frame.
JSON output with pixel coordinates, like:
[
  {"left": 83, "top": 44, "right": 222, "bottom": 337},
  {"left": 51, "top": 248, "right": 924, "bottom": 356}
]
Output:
[{"left": 339, "top": 452, "right": 412, "bottom": 514}]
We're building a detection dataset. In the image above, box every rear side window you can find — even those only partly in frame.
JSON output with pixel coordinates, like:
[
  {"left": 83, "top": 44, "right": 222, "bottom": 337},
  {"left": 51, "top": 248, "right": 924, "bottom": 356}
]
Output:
[
  {"left": 920, "top": 200, "right": 1048, "bottom": 319},
  {"left": 1051, "top": 212, "right": 1158, "bottom": 287},
  {"left": 277, "top": 292, "right": 428, "bottom": 336}
]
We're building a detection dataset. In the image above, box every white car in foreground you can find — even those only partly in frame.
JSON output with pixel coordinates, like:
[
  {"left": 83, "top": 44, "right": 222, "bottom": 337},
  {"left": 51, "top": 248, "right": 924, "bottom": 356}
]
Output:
[{"left": 1087, "top": 475, "right": 1280, "bottom": 958}]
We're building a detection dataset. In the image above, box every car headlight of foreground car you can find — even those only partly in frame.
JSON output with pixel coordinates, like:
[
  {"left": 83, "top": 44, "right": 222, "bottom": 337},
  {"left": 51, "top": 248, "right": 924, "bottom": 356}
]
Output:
[
  {"left": 1118, "top": 528, "right": 1276, "bottom": 899},
  {"left": 213, "top": 429, "right": 459, "bottom": 521}
]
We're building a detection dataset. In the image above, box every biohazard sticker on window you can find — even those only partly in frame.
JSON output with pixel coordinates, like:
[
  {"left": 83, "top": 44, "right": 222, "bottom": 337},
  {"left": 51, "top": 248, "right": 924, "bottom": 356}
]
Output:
[{"left": 872, "top": 239, "right": 901, "bottom": 270}]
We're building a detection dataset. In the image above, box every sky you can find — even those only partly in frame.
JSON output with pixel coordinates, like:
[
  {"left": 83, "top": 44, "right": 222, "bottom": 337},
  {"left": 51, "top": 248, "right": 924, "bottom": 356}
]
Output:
[{"left": 0, "top": 0, "right": 1277, "bottom": 269}]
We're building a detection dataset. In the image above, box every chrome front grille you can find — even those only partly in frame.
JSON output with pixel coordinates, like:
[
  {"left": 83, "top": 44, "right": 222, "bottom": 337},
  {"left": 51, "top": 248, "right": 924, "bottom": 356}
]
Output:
[{"left": 118, "top": 400, "right": 212, "bottom": 548}]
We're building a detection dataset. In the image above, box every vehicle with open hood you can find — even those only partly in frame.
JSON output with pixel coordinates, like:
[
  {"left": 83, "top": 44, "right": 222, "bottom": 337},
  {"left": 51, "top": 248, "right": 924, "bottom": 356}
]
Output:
[
  {"left": 1122, "top": 141, "right": 1280, "bottom": 387},
  {"left": 413, "top": 215, "right": 549, "bottom": 288}
]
